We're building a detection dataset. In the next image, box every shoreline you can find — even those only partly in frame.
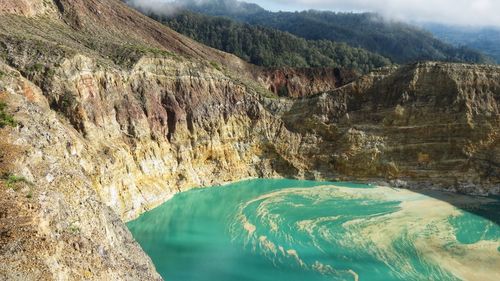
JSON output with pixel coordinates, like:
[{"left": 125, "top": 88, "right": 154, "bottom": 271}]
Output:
[{"left": 126, "top": 176, "right": 500, "bottom": 222}]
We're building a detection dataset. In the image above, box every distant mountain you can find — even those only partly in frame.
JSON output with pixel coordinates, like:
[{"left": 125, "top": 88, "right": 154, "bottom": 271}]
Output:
[
  {"left": 422, "top": 23, "right": 500, "bottom": 63},
  {"left": 178, "top": 0, "right": 265, "bottom": 16},
  {"left": 171, "top": 0, "right": 491, "bottom": 65},
  {"left": 148, "top": 11, "right": 391, "bottom": 73}
]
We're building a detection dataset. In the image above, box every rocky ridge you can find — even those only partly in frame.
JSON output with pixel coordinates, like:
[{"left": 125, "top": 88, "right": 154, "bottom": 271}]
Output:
[
  {"left": 282, "top": 63, "right": 499, "bottom": 192},
  {"left": 257, "top": 67, "right": 357, "bottom": 98},
  {"left": 0, "top": 0, "right": 498, "bottom": 280}
]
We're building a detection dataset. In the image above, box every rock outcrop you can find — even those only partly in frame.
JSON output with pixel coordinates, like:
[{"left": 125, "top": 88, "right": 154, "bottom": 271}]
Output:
[
  {"left": 0, "top": 0, "right": 58, "bottom": 17},
  {"left": 257, "top": 67, "right": 357, "bottom": 98},
  {"left": 0, "top": 0, "right": 498, "bottom": 280},
  {"left": 282, "top": 63, "right": 499, "bottom": 192},
  {"left": 0, "top": 62, "right": 162, "bottom": 280}
]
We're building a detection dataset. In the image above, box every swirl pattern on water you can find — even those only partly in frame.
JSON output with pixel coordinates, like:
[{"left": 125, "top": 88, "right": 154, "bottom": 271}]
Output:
[
  {"left": 127, "top": 180, "right": 500, "bottom": 281},
  {"left": 230, "top": 185, "right": 500, "bottom": 281}
]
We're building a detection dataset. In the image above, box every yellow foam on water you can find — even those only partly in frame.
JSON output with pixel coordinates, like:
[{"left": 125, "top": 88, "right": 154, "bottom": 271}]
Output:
[{"left": 231, "top": 185, "right": 500, "bottom": 281}]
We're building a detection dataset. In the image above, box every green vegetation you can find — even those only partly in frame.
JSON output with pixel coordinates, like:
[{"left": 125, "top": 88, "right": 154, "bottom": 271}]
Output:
[
  {"left": 59, "top": 92, "right": 76, "bottom": 110},
  {"left": 0, "top": 70, "right": 5, "bottom": 79},
  {"left": 46, "top": 68, "right": 56, "bottom": 78},
  {"left": 24, "top": 63, "right": 46, "bottom": 76},
  {"left": 0, "top": 16, "right": 181, "bottom": 74},
  {"left": 32, "top": 63, "right": 44, "bottom": 72},
  {"left": 424, "top": 23, "right": 500, "bottom": 63},
  {"left": 1, "top": 174, "right": 29, "bottom": 190},
  {"left": 210, "top": 61, "right": 222, "bottom": 71},
  {"left": 150, "top": 11, "right": 391, "bottom": 73},
  {"left": 68, "top": 223, "right": 81, "bottom": 234},
  {"left": 0, "top": 102, "right": 16, "bottom": 128},
  {"left": 105, "top": 43, "right": 179, "bottom": 66},
  {"left": 168, "top": 0, "right": 491, "bottom": 64}
]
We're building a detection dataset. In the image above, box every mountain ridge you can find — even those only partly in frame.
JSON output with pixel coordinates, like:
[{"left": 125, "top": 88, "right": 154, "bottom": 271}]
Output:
[
  {"left": 147, "top": 10, "right": 391, "bottom": 73},
  {"left": 423, "top": 23, "right": 500, "bottom": 63},
  {"left": 162, "top": 0, "right": 493, "bottom": 64}
]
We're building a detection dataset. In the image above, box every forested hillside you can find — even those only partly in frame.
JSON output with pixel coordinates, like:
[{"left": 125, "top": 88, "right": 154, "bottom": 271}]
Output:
[
  {"left": 171, "top": 0, "right": 491, "bottom": 64},
  {"left": 423, "top": 23, "right": 500, "bottom": 63},
  {"left": 150, "top": 11, "right": 391, "bottom": 73}
]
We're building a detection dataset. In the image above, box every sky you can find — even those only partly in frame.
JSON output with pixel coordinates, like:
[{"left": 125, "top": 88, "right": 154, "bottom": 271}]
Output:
[
  {"left": 126, "top": 0, "right": 500, "bottom": 27},
  {"left": 250, "top": 0, "right": 500, "bottom": 27}
]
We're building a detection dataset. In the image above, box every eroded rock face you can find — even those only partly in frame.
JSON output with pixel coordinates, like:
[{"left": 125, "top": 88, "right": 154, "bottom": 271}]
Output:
[
  {"left": 257, "top": 67, "right": 357, "bottom": 98},
  {"left": 0, "top": 63, "right": 162, "bottom": 281},
  {"left": 1, "top": 50, "right": 499, "bottom": 281},
  {"left": 282, "top": 63, "right": 500, "bottom": 192},
  {"left": 5, "top": 57, "right": 500, "bottom": 223},
  {"left": 42, "top": 56, "right": 307, "bottom": 221},
  {"left": 0, "top": 0, "right": 58, "bottom": 17}
]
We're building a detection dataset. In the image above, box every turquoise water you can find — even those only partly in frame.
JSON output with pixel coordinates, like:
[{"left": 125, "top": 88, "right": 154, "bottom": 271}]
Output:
[{"left": 127, "top": 179, "right": 500, "bottom": 281}]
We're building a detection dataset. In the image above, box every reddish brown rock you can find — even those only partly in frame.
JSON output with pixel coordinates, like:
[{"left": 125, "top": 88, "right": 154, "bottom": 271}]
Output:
[{"left": 257, "top": 67, "right": 357, "bottom": 98}]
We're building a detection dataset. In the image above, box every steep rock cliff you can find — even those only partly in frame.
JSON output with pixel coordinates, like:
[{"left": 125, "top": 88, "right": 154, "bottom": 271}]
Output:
[
  {"left": 282, "top": 63, "right": 499, "bottom": 192},
  {"left": 0, "top": 62, "right": 162, "bottom": 280},
  {"left": 257, "top": 67, "right": 357, "bottom": 98}
]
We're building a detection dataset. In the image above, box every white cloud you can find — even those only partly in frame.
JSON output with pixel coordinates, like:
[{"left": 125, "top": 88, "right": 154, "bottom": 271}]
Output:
[
  {"left": 257, "top": 0, "right": 500, "bottom": 27},
  {"left": 125, "top": 0, "right": 500, "bottom": 27},
  {"left": 125, "top": 0, "right": 180, "bottom": 15}
]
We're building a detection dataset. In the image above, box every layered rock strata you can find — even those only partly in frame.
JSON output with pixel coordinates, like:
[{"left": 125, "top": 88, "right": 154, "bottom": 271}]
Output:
[
  {"left": 282, "top": 63, "right": 499, "bottom": 193},
  {"left": 257, "top": 67, "right": 357, "bottom": 98}
]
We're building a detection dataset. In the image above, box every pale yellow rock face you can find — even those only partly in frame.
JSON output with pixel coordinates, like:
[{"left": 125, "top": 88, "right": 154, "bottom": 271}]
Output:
[
  {"left": 43, "top": 55, "right": 304, "bottom": 221},
  {"left": 0, "top": 62, "right": 162, "bottom": 280},
  {"left": 282, "top": 63, "right": 499, "bottom": 191},
  {"left": 1, "top": 54, "right": 499, "bottom": 281},
  {"left": 0, "top": 50, "right": 309, "bottom": 279},
  {"left": 5, "top": 56, "right": 500, "bottom": 222}
]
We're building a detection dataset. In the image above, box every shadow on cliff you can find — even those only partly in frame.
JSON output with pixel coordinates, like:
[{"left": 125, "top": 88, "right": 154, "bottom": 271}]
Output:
[
  {"left": 275, "top": 174, "right": 500, "bottom": 228},
  {"left": 410, "top": 188, "right": 500, "bottom": 227}
]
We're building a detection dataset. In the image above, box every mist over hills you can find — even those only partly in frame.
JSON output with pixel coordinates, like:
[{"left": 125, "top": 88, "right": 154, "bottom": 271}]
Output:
[
  {"left": 126, "top": 0, "right": 492, "bottom": 65},
  {"left": 423, "top": 23, "right": 500, "bottom": 64}
]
